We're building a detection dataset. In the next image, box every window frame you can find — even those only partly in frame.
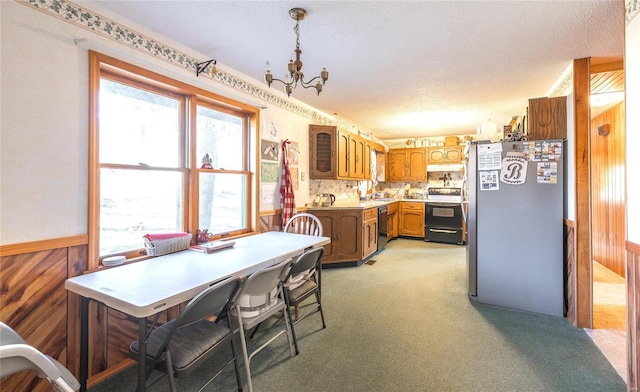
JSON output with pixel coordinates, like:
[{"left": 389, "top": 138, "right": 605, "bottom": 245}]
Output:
[{"left": 88, "top": 51, "right": 259, "bottom": 269}]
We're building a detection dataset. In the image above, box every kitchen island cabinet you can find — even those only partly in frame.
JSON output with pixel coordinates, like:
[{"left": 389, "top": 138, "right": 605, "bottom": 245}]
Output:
[
  {"left": 309, "top": 209, "right": 362, "bottom": 264},
  {"left": 399, "top": 201, "right": 425, "bottom": 238},
  {"left": 308, "top": 207, "right": 379, "bottom": 265}
]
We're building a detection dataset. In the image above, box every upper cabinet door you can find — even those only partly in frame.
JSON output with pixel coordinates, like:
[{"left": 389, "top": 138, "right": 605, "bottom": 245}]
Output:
[
  {"left": 337, "top": 130, "right": 350, "bottom": 179},
  {"left": 528, "top": 96, "right": 567, "bottom": 140},
  {"left": 407, "top": 149, "right": 426, "bottom": 181},
  {"left": 388, "top": 150, "right": 408, "bottom": 181},
  {"left": 348, "top": 135, "right": 365, "bottom": 179},
  {"left": 309, "top": 125, "right": 337, "bottom": 179}
]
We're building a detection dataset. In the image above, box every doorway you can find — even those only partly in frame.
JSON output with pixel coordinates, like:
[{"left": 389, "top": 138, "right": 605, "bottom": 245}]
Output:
[{"left": 587, "top": 60, "right": 626, "bottom": 380}]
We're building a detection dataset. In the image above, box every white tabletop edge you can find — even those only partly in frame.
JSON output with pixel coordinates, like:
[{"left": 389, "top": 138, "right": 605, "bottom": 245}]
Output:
[{"left": 66, "top": 232, "right": 330, "bottom": 318}]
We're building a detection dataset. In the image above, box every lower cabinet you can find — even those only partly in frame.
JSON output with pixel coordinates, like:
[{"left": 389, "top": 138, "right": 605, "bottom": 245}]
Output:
[
  {"left": 309, "top": 208, "right": 378, "bottom": 265},
  {"left": 399, "top": 202, "right": 425, "bottom": 238},
  {"left": 387, "top": 202, "right": 399, "bottom": 240},
  {"left": 363, "top": 208, "right": 378, "bottom": 258}
]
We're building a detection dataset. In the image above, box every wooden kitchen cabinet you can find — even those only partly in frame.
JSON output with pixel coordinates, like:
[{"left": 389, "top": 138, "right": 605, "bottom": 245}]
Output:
[
  {"left": 349, "top": 134, "right": 366, "bottom": 179},
  {"left": 399, "top": 202, "right": 425, "bottom": 238},
  {"left": 528, "top": 96, "right": 567, "bottom": 140},
  {"left": 388, "top": 148, "right": 426, "bottom": 182},
  {"left": 363, "top": 208, "right": 378, "bottom": 258},
  {"left": 336, "top": 129, "right": 350, "bottom": 178},
  {"left": 387, "top": 202, "right": 399, "bottom": 240},
  {"left": 309, "top": 209, "right": 363, "bottom": 264},
  {"left": 310, "top": 125, "right": 378, "bottom": 180},
  {"left": 309, "top": 207, "right": 380, "bottom": 264},
  {"left": 310, "top": 124, "right": 339, "bottom": 179},
  {"left": 427, "top": 146, "right": 463, "bottom": 164},
  {"left": 364, "top": 141, "right": 373, "bottom": 181}
]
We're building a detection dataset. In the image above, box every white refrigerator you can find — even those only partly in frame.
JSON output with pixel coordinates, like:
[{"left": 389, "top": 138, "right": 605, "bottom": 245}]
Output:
[{"left": 466, "top": 140, "right": 565, "bottom": 317}]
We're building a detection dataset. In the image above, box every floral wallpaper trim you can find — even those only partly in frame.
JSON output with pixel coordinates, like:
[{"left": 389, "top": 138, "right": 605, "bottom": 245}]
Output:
[
  {"left": 628, "top": 0, "right": 640, "bottom": 24},
  {"left": 17, "top": 0, "right": 334, "bottom": 126},
  {"left": 547, "top": 72, "right": 573, "bottom": 98}
]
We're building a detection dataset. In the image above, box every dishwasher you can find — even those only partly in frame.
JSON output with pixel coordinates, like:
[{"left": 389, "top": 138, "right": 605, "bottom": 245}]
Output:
[{"left": 378, "top": 205, "right": 388, "bottom": 252}]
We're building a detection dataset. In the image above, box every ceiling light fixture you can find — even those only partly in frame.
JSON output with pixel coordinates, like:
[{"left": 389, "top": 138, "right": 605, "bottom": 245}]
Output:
[{"left": 264, "top": 8, "right": 328, "bottom": 97}]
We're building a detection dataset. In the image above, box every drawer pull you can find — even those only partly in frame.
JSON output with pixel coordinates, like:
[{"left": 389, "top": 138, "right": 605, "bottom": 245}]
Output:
[{"left": 429, "top": 228, "right": 457, "bottom": 234}]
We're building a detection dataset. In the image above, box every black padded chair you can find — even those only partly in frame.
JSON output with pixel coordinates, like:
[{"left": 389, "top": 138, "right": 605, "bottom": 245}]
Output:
[
  {"left": 283, "top": 247, "right": 326, "bottom": 354},
  {"left": 231, "top": 258, "right": 295, "bottom": 392},
  {"left": 0, "top": 322, "right": 80, "bottom": 392},
  {"left": 129, "top": 277, "right": 243, "bottom": 392}
]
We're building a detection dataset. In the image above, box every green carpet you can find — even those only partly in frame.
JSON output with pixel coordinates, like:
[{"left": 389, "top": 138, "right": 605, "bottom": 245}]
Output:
[{"left": 90, "top": 239, "right": 626, "bottom": 392}]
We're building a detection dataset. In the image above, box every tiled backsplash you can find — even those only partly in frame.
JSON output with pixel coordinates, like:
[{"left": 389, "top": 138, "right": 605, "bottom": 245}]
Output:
[
  {"left": 309, "top": 170, "right": 464, "bottom": 203},
  {"left": 309, "top": 180, "right": 360, "bottom": 204}
]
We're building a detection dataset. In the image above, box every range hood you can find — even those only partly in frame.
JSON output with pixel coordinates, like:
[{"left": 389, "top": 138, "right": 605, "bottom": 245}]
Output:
[{"left": 427, "top": 163, "right": 464, "bottom": 172}]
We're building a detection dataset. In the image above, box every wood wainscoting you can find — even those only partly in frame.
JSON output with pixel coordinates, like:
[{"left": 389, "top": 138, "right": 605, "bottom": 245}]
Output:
[
  {"left": 627, "top": 241, "right": 640, "bottom": 391},
  {"left": 259, "top": 209, "right": 283, "bottom": 232},
  {"left": 0, "top": 211, "right": 285, "bottom": 391},
  {"left": 0, "top": 239, "right": 87, "bottom": 392}
]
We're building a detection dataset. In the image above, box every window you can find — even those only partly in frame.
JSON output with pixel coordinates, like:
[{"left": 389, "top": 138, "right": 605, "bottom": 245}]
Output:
[
  {"left": 196, "top": 104, "right": 249, "bottom": 235},
  {"left": 89, "top": 52, "right": 257, "bottom": 266}
]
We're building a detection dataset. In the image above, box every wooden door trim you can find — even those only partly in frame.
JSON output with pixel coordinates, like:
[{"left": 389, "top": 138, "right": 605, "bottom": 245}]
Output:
[{"left": 574, "top": 57, "right": 593, "bottom": 328}]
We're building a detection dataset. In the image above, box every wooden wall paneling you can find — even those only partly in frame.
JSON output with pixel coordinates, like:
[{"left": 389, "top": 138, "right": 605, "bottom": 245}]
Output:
[
  {"left": 0, "top": 249, "right": 69, "bottom": 392},
  {"left": 259, "top": 211, "right": 282, "bottom": 232},
  {"left": 106, "top": 309, "right": 140, "bottom": 367},
  {"left": 90, "top": 302, "right": 108, "bottom": 377},
  {"left": 565, "top": 220, "right": 576, "bottom": 325},
  {"left": 627, "top": 241, "right": 640, "bottom": 391},
  {"left": 67, "top": 244, "right": 88, "bottom": 377},
  {"left": 590, "top": 103, "right": 626, "bottom": 276},
  {"left": 614, "top": 105, "right": 626, "bottom": 275},
  {"left": 573, "top": 57, "right": 593, "bottom": 328}
]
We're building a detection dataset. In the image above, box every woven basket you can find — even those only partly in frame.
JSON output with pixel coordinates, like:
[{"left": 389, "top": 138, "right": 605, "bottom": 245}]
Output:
[{"left": 144, "top": 234, "right": 192, "bottom": 256}]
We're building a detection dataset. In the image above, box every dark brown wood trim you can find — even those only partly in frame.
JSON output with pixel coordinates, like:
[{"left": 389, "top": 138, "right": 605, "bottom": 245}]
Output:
[{"left": 0, "top": 235, "right": 88, "bottom": 257}]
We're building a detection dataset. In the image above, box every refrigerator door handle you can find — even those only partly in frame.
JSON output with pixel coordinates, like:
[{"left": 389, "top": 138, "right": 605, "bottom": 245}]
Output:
[{"left": 461, "top": 177, "right": 467, "bottom": 223}]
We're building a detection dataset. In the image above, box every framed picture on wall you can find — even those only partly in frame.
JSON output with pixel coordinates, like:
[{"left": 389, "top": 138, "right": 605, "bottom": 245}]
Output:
[
  {"left": 261, "top": 140, "right": 279, "bottom": 161},
  {"left": 260, "top": 162, "right": 278, "bottom": 183},
  {"left": 286, "top": 141, "right": 299, "bottom": 166}
]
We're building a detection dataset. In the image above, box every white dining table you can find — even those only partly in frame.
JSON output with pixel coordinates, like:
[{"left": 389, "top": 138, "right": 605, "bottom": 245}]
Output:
[{"left": 65, "top": 231, "right": 330, "bottom": 392}]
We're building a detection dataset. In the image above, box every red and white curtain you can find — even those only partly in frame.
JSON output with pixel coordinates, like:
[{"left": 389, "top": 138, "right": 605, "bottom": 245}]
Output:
[{"left": 280, "top": 139, "right": 296, "bottom": 229}]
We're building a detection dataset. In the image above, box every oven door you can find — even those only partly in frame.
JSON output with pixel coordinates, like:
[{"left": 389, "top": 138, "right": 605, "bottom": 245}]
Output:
[
  {"left": 425, "top": 203, "right": 464, "bottom": 245},
  {"left": 425, "top": 203, "right": 463, "bottom": 228}
]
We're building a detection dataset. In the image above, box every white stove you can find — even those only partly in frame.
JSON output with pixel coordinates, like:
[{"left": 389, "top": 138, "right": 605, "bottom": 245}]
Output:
[{"left": 427, "top": 187, "right": 463, "bottom": 202}]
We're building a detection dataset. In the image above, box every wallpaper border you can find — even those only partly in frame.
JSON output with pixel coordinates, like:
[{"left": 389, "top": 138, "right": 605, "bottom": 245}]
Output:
[
  {"left": 17, "top": 0, "right": 337, "bottom": 126},
  {"left": 628, "top": 0, "right": 640, "bottom": 24}
]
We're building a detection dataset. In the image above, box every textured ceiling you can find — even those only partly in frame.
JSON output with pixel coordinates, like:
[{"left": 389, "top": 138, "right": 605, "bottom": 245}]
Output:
[{"left": 86, "top": 1, "right": 624, "bottom": 140}]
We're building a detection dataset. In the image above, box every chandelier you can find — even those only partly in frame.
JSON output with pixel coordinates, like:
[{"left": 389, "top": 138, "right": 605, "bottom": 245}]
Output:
[{"left": 264, "top": 8, "right": 328, "bottom": 97}]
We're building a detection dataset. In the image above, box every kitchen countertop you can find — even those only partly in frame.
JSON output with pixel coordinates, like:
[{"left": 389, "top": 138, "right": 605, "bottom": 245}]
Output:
[{"left": 305, "top": 198, "right": 465, "bottom": 210}]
